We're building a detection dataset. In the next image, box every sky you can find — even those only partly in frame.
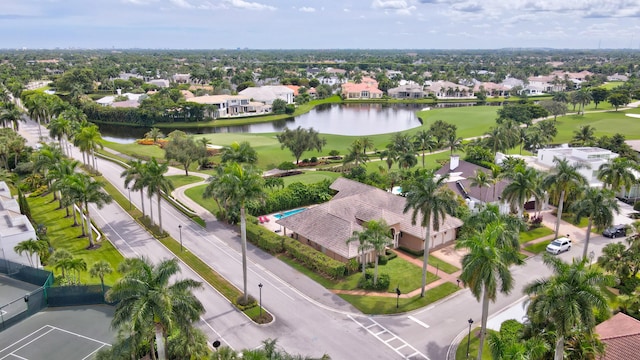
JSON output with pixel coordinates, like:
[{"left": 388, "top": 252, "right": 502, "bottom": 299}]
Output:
[{"left": 2, "top": 0, "right": 640, "bottom": 50}]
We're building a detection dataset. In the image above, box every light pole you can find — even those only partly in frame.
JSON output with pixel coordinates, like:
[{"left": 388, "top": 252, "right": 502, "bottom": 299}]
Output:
[
  {"left": 589, "top": 250, "right": 595, "bottom": 268},
  {"left": 178, "top": 224, "right": 183, "bottom": 252},
  {"left": 126, "top": 186, "right": 131, "bottom": 210},
  {"left": 466, "top": 318, "right": 474, "bottom": 359},
  {"left": 258, "top": 283, "right": 263, "bottom": 317},
  {"left": 395, "top": 287, "right": 401, "bottom": 309}
]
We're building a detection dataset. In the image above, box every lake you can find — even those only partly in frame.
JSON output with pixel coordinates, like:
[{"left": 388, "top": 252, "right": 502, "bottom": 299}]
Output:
[{"left": 99, "top": 102, "right": 469, "bottom": 143}]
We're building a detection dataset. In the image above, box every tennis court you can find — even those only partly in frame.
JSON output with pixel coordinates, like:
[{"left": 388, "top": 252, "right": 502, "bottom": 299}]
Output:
[{"left": 0, "top": 305, "right": 116, "bottom": 360}]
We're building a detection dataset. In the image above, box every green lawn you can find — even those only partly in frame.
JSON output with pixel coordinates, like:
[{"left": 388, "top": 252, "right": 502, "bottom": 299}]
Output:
[
  {"left": 280, "top": 171, "right": 341, "bottom": 187},
  {"left": 524, "top": 240, "right": 551, "bottom": 254},
  {"left": 552, "top": 110, "right": 640, "bottom": 143},
  {"left": 185, "top": 184, "right": 217, "bottom": 214},
  {"left": 518, "top": 226, "right": 554, "bottom": 244},
  {"left": 28, "top": 193, "right": 124, "bottom": 286},
  {"left": 601, "top": 82, "right": 624, "bottom": 90},
  {"left": 417, "top": 106, "right": 499, "bottom": 139},
  {"left": 165, "top": 175, "right": 203, "bottom": 189},
  {"left": 560, "top": 212, "right": 590, "bottom": 228},
  {"left": 101, "top": 140, "right": 165, "bottom": 159},
  {"left": 337, "top": 256, "right": 438, "bottom": 293},
  {"left": 403, "top": 254, "right": 460, "bottom": 274},
  {"left": 339, "top": 282, "right": 459, "bottom": 315},
  {"left": 455, "top": 328, "right": 496, "bottom": 360}
]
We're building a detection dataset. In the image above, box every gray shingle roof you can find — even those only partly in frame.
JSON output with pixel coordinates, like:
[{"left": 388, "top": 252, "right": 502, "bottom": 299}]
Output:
[{"left": 276, "top": 178, "right": 463, "bottom": 259}]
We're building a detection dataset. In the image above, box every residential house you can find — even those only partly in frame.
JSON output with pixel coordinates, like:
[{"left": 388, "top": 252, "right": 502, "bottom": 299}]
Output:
[
  {"left": 608, "top": 73, "right": 629, "bottom": 82},
  {"left": 387, "top": 84, "right": 425, "bottom": 99},
  {"left": 95, "top": 92, "right": 146, "bottom": 108},
  {"left": 147, "top": 79, "right": 170, "bottom": 88},
  {"left": 519, "top": 83, "right": 546, "bottom": 96},
  {"left": 341, "top": 78, "right": 383, "bottom": 100},
  {"left": 424, "top": 81, "right": 473, "bottom": 99},
  {"left": 435, "top": 155, "right": 511, "bottom": 214},
  {"left": 473, "top": 82, "right": 510, "bottom": 97},
  {"left": 316, "top": 76, "right": 345, "bottom": 86},
  {"left": 536, "top": 146, "right": 618, "bottom": 187},
  {"left": 172, "top": 73, "right": 191, "bottom": 83},
  {"left": 275, "top": 178, "right": 463, "bottom": 263},
  {"left": 187, "top": 95, "right": 270, "bottom": 118},
  {"left": 0, "top": 182, "right": 37, "bottom": 267},
  {"left": 239, "top": 85, "right": 295, "bottom": 105},
  {"left": 500, "top": 77, "right": 524, "bottom": 90},
  {"left": 595, "top": 312, "right": 640, "bottom": 360}
]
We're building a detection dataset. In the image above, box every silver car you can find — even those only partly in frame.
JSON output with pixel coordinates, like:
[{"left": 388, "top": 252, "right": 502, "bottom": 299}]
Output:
[{"left": 546, "top": 237, "right": 572, "bottom": 255}]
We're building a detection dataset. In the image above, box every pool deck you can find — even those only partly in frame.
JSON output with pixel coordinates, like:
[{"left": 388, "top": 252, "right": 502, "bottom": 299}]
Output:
[{"left": 259, "top": 207, "right": 312, "bottom": 234}]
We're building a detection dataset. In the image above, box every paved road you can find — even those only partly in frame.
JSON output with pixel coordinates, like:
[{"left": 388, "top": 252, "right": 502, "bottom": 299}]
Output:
[{"left": 18, "top": 116, "right": 627, "bottom": 359}]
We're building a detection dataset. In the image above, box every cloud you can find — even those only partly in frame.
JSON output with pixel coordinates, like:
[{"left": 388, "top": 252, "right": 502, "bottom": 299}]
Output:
[
  {"left": 224, "top": 0, "right": 275, "bottom": 11},
  {"left": 453, "top": 2, "right": 482, "bottom": 13},
  {"left": 343, "top": 8, "right": 350, "bottom": 12},
  {"left": 170, "top": 0, "right": 194, "bottom": 9},
  {"left": 371, "top": 0, "right": 417, "bottom": 15},
  {"left": 299, "top": 6, "right": 315, "bottom": 12},
  {"left": 121, "top": 0, "right": 158, "bottom": 4}
]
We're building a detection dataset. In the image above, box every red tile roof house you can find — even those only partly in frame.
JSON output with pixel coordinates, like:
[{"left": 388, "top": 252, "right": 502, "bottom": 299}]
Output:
[
  {"left": 275, "top": 178, "right": 463, "bottom": 263},
  {"left": 595, "top": 312, "right": 640, "bottom": 360},
  {"left": 341, "top": 77, "right": 383, "bottom": 100}
]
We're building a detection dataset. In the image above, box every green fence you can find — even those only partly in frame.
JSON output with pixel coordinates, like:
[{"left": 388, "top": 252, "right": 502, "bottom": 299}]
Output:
[
  {"left": 47, "top": 285, "right": 115, "bottom": 307},
  {"left": 0, "top": 287, "right": 47, "bottom": 331},
  {"left": 0, "top": 259, "right": 53, "bottom": 287}
]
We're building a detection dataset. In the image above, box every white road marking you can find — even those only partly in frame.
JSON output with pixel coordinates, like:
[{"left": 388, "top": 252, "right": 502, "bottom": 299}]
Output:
[
  {"left": 348, "top": 315, "right": 429, "bottom": 359},
  {"left": 408, "top": 315, "right": 430, "bottom": 329}
]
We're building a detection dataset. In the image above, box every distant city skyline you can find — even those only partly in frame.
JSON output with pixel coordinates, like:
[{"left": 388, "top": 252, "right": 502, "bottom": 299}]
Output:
[{"left": 3, "top": 0, "right": 640, "bottom": 50}]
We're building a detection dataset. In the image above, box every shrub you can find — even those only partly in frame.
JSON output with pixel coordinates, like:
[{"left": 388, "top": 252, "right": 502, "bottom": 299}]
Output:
[
  {"left": 246, "top": 222, "right": 285, "bottom": 254},
  {"left": 329, "top": 150, "right": 340, "bottom": 157},
  {"left": 398, "top": 246, "right": 424, "bottom": 257},
  {"left": 529, "top": 215, "right": 543, "bottom": 229},
  {"left": 277, "top": 161, "right": 296, "bottom": 170},
  {"left": 13, "top": 162, "right": 34, "bottom": 175},
  {"left": 28, "top": 185, "right": 49, "bottom": 198},
  {"left": 283, "top": 238, "right": 346, "bottom": 278},
  {"left": 302, "top": 158, "right": 309, "bottom": 163},
  {"left": 136, "top": 139, "right": 156, "bottom": 145},
  {"left": 357, "top": 272, "right": 390, "bottom": 291},
  {"left": 346, "top": 258, "right": 360, "bottom": 274},
  {"left": 285, "top": 104, "right": 295, "bottom": 114},
  {"left": 385, "top": 249, "right": 398, "bottom": 261},
  {"left": 234, "top": 295, "right": 257, "bottom": 310},
  {"left": 634, "top": 202, "right": 640, "bottom": 211},
  {"left": 310, "top": 157, "right": 318, "bottom": 163},
  {"left": 378, "top": 255, "right": 388, "bottom": 266}
]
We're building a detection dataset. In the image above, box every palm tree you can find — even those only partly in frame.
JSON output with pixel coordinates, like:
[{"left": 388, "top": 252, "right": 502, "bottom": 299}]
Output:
[
  {"left": 220, "top": 141, "right": 257, "bottom": 164},
  {"left": 502, "top": 166, "right": 540, "bottom": 217},
  {"left": 353, "top": 220, "right": 392, "bottom": 285},
  {"left": 145, "top": 127, "right": 164, "bottom": 143},
  {"left": 571, "top": 187, "right": 619, "bottom": 259},
  {"left": 106, "top": 257, "right": 204, "bottom": 360},
  {"left": 0, "top": 106, "right": 23, "bottom": 131},
  {"left": 212, "top": 162, "right": 265, "bottom": 303},
  {"left": 469, "top": 170, "right": 491, "bottom": 203},
  {"left": 66, "top": 173, "right": 113, "bottom": 249},
  {"left": 47, "top": 158, "right": 79, "bottom": 213},
  {"left": 68, "top": 257, "right": 87, "bottom": 284},
  {"left": 598, "top": 157, "right": 637, "bottom": 194},
  {"left": 396, "top": 151, "right": 417, "bottom": 169},
  {"left": 144, "top": 158, "right": 173, "bottom": 233},
  {"left": 121, "top": 159, "right": 149, "bottom": 218},
  {"left": 542, "top": 158, "right": 588, "bottom": 239},
  {"left": 50, "top": 249, "right": 73, "bottom": 278},
  {"left": 48, "top": 115, "right": 72, "bottom": 156},
  {"left": 413, "top": 130, "right": 436, "bottom": 167},
  {"left": 346, "top": 228, "right": 374, "bottom": 278},
  {"left": 574, "top": 88, "right": 592, "bottom": 115},
  {"left": 571, "top": 125, "right": 596, "bottom": 146},
  {"left": 456, "top": 220, "right": 523, "bottom": 360},
  {"left": 403, "top": 170, "right": 457, "bottom": 297},
  {"left": 74, "top": 123, "right": 103, "bottom": 170},
  {"left": 447, "top": 133, "right": 463, "bottom": 155},
  {"left": 90, "top": 260, "right": 114, "bottom": 297},
  {"left": 343, "top": 139, "right": 369, "bottom": 167},
  {"left": 13, "top": 238, "right": 47, "bottom": 267},
  {"left": 524, "top": 255, "right": 614, "bottom": 360}
]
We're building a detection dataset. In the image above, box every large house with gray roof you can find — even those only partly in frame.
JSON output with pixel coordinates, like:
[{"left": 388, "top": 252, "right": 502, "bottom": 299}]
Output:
[
  {"left": 0, "top": 181, "right": 37, "bottom": 267},
  {"left": 275, "top": 178, "right": 463, "bottom": 263}
]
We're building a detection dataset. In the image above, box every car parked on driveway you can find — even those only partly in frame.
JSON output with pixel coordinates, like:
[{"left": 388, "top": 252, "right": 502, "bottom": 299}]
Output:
[
  {"left": 603, "top": 225, "right": 627, "bottom": 238},
  {"left": 546, "top": 237, "right": 572, "bottom": 255}
]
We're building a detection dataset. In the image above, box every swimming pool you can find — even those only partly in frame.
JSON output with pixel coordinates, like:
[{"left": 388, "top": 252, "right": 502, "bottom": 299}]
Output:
[{"left": 273, "top": 208, "right": 308, "bottom": 219}]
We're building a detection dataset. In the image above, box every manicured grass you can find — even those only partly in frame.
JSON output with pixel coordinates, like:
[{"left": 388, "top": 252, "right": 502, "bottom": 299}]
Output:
[
  {"left": 101, "top": 140, "right": 165, "bottom": 159},
  {"left": 518, "top": 226, "right": 554, "bottom": 244},
  {"left": 334, "top": 257, "right": 438, "bottom": 293},
  {"left": 339, "top": 282, "right": 459, "bottom": 315},
  {"left": 417, "top": 106, "right": 499, "bottom": 139},
  {"left": 552, "top": 110, "right": 640, "bottom": 143},
  {"left": 280, "top": 171, "right": 341, "bottom": 187},
  {"left": 601, "top": 82, "right": 624, "bottom": 90},
  {"left": 524, "top": 240, "right": 551, "bottom": 254},
  {"left": 185, "top": 184, "right": 217, "bottom": 214},
  {"left": 560, "top": 212, "right": 590, "bottom": 228},
  {"left": 165, "top": 175, "right": 203, "bottom": 189},
  {"left": 455, "top": 328, "right": 495, "bottom": 360},
  {"left": 427, "top": 255, "right": 460, "bottom": 274},
  {"left": 28, "top": 193, "right": 124, "bottom": 286}
]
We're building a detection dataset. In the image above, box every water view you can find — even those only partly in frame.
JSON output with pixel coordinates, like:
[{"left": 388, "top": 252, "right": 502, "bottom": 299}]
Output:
[{"left": 99, "top": 103, "right": 426, "bottom": 143}]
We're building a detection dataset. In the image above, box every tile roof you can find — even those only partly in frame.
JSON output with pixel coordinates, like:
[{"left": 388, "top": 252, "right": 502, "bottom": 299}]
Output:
[
  {"left": 276, "top": 178, "right": 463, "bottom": 259},
  {"left": 435, "top": 159, "right": 510, "bottom": 203},
  {"left": 595, "top": 312, "right": 640, "bottom": 360}
]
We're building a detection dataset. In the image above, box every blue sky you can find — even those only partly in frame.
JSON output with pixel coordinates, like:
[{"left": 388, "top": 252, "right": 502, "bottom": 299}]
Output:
[{"left": 3, "top": 0, "right": 640, "bottom": 49}]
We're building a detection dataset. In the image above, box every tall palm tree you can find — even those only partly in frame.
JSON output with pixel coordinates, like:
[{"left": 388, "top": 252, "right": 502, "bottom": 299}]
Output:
[
  {"left": 447, "top": 133, "right": 463, "bottom": 155},
  {"left": 48, "top": 115, "right": 72, "bottom": 156},
  {"left": 121, "top": 159, "right": 149, "bottom": 217},
  {"left": 213, "top": 162, "right": 265, "bottom": 303},
  {"left": 68, "top": 257, "right": 87, "bottom": 284},
  {"left": 344, "top": 139, "right": 369, "bottom": 167},
  {"left": 524, "top": 255, "right": 613, "bottom": 360},
  {"left": 502, "top": 166, "right": 540, "bottom": 217},
  {"left": 403, "top": 170, "right": 457, "bottom": 297},
  {"left": 66, "top": 173, "right": 113, "bottom": 249},
  {"left": 598, "top": 157, "right": 637, "bottom": 194},
  {"left": 106, "top": 257, "right": 204, "bottom": 360},
  {"left": 571, "top": 125, "right": 596, "bottom": 146},
  {"left": 346, "top": 228, "right": 374, "bottom": 278},
  {"left": 413, "top": 130, "right": 436, "bottom": 167},
  {"left": 0, "top": 106, "right": 23, "bottom": 131},
  {"left": 144, "top": 158, "right": 173, "bottom": 233},
  {"left": 351, "top": 220, "right": 392, "bottom": 285},
  {"left": 90, "top": 260, "right": 114, "bottom": 296},
  {"left": 13, "top": 238, "right": 47, "bottom": 267},
  {"left": 571, "top": 187, "right": 619, "bottom": 259},
  {"left": 220, "top": 141, "right": 257, "bottom": 164},
  {"left": 574, "top": 88, "right": 592, "bottom": 115},
  {"left": 50, "top": 249, "right": 73, "bottom": 278},
  {"left": 74, "top": 123, "right": 103, "bottom": 170},
  {"left": 469, "top": 169, "right": 491, "bottom": 203},
  {"left": 48, "top": 158, "right": 79, "bottom": 214},
  {"left": 456, "top": 220, "right": 523, "bottom": 360},
  {"left": 542, "top": 158, "right": 588, "bottom": 239}
]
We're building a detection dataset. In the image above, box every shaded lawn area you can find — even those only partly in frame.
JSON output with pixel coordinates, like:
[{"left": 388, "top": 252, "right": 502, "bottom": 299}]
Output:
[
  {"left": 518, "top": 226, "right": 554, "bottom": 244},
  {"left": 524, "top": 240, "right": 551, "bottom": 254},
  {"left": 28, "top": 193, "right": 124, "bottom": 286},
  {"left": 165, "top": 175, "right": 203, "bottom": 189},
  {"left": 560, "top": 212, "right": 590, "bottom": 228},
  {"left": 339, "top": 282, "right": 459, "bottom": 315},
  {"left": 455, "top": 328, "right": 496, "bottom": 360}
]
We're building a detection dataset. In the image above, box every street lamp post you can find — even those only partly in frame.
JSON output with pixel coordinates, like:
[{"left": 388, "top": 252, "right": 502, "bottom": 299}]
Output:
[
  {"left": 466, "top": 318, "right": 474, "bottom": 359},
  {"left": 395, "top": 287, "right": 401, "bottom": 309},
  {"left": 258, "top": 283, "right": 263, "bottom": 317},
  {"left": 126, "top": 186, "right": 131, "bottom": 210},
  {"left": 178, "top": 224, "right": 183, "bottom": 252}
]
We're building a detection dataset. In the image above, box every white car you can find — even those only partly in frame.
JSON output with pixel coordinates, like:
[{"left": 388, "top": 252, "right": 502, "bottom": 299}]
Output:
[{"left": 546, "top": 237, "right": 572, "bottom": 255}]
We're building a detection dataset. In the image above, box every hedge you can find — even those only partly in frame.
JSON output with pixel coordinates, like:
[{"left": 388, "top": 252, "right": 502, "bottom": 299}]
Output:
[
  {"left": 283, "top": 238, "right": 346, "bottom": 279},
  {"left": 246, "top": 222, "right": 285, "bottom": 254}
]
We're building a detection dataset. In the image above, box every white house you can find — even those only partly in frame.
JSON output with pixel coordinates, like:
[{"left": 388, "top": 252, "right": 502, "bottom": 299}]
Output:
[
  {"left": 0, "top": 181, "right": 37, "bottom": 267},
  {"left": 187, "top": 95, "right": 270, "bottom": 118},
  {"left": 536, "top": 146, "right": 618, "bottom": 187},
  {"left": 239, "top": 86, "right": 295, "bottom": 105}
]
